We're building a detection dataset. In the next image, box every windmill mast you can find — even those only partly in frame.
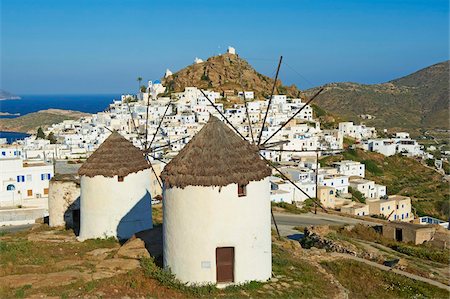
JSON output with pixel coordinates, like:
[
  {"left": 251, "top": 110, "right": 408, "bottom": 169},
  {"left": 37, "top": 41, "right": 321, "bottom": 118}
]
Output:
[{"left": 257, "top": 56, "right": 283, "bottom": 145}]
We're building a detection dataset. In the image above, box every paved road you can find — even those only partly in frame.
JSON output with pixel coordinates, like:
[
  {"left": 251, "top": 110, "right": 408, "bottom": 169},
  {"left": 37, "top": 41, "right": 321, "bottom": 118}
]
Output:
[
  {"left": 272, "top": 212, "right": 379, "bottom": 237},
  {"left": 0, "top": 224, "right": 34, "bottom": 233},
  {"left": 273, "top": 212, "right": 378, "bottom": 227}
]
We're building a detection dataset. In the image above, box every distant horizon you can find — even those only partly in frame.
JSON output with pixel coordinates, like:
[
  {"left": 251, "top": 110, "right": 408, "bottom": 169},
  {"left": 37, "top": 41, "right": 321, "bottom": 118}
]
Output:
[
  {"left": 3, "top": 58, "right": 448, "bottom": 96},
  {"left": 9, "top": 93, "right": 122, "bottom": 96},
  {"left": 2, "top": 0, "right": 448, "bottom": 94}
]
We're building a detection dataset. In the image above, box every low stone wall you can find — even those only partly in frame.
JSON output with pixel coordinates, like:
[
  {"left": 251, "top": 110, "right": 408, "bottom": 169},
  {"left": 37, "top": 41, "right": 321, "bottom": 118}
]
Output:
[
  {"left": 0, "top": 208, "right": 46, "bottom": 225},
  {"left": 301, "top": 226, "right": 358, "bottom": 256}
]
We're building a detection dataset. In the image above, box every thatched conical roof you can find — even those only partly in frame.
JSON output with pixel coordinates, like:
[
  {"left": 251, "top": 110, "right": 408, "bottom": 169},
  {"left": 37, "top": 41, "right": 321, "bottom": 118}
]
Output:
[
  {"left": 161, "top": 115, "right": 271, "bottom": 188},
  {"left": 78, "top": 131, "right": 150, "bottom": 178}
]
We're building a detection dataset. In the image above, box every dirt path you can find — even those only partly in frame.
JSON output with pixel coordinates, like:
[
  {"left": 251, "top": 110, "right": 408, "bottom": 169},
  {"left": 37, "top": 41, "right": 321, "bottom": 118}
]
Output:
[
  {"left": 330, "top": 252, "right": 450, "bottom": 291},
  {"left": 351, "top": 238, "right": 450, "bottom": 285}
]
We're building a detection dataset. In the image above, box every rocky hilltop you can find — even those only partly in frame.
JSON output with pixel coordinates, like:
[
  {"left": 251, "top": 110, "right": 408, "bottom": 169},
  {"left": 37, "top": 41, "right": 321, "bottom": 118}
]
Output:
[
  {"left": 305, "top": 61, "right": 450, "bottom": 132},
  {"left": 162, "top": 53, "right": 301, "bottom": 99},
  {"left": 162, "top": 53, "right": 448, "bottom": 133}
]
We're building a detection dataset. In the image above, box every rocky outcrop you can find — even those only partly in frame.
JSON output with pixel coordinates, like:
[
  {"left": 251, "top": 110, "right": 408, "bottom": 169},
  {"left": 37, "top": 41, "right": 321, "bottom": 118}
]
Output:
[
  {"left": 162, "top": 53, "right": 302, "bottom": 99},
  {"left": 301, "top": 227, "right": 358, "bottom": 256},
  {"left": 116, "top": 237, "right": 150, "bottom": 259}
]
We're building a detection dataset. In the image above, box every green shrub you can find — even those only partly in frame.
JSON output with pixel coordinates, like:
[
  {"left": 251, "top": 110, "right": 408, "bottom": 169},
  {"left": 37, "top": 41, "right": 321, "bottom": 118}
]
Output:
[
  {"left": 343, "top": 149, "right": 358, "bottom": 160},
  {"left": 140, "top": 257, "right": 216, "bottom": 296},
  {"left": 14, "top": 285, "right": 31, "bottom": 298},
  {"left": 348, "top": 187, "right": 365, "bottom": 203},
  {"left": 362, "top": 159, "right": 383, "bottom": 176},
  {"left": 311, "top": 104, "right": 327, "bottom": 117},
  {"left": 425, "top": 159, "right": 435, "bottom": 167},
  {"left": 201, "top": 73, "right": 210, "bottom": 81},
  {"left": 389, "top": 244, "right": 450, "bottom": 264}
]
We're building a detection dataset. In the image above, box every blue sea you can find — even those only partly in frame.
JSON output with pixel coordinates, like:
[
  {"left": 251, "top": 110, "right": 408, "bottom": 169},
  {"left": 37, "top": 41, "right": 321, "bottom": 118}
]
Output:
[
  {"left": 0, "top": 94, "right": 119, "bottom": 118},
  {"left": 0, "top": 131, "right": 31, "bottom": 144},
  {"left": 0, "top": 94, "right": 119, "bottom": 143}
]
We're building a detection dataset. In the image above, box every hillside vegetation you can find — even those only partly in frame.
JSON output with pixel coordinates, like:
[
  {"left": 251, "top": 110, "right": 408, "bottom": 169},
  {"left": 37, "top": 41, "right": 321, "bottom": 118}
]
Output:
[
  {"left": 305, "top": 61, "right": 449, "bottom": 133},
  {"left": 0, "top": 109, "right": 89, "bottom": 133},
  {"left": 162, "top": 52, "right": 448, "bottom": 134},
  {"left": 162, "top": 53, "right": 301, "bottom": 99},
  {"left": 320, "top": 148, "right": 450, "bottom": 220},
  {"left": 1, "top": 225, "right": 447, "bottom": 298}
]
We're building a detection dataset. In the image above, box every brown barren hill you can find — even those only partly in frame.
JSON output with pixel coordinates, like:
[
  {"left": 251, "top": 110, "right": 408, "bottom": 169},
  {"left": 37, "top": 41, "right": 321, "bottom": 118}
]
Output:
[
  {"left": 162, "top": 53, "right": 301, "bottom": 99},
  {"left": 305, "top": 61, "right": 450, "bottom": 133},
  {"left": 0, "top": 109, "right": 90, "bottom": 133}
]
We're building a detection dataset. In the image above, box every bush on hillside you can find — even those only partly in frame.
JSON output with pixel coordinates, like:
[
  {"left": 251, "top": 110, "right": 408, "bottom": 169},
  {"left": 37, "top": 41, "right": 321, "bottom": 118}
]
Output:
[
  {"left": 362, "top": 159, "right": 383, "bottom": 176},
  {"left": 348, "top": 187, "right": 365, "bottom": 203}
]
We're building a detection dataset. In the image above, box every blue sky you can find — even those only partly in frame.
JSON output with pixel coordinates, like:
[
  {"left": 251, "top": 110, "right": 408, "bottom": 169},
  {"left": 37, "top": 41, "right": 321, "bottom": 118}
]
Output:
[{"left": 1, "top": 0, "right": 449, "bottom": 94}]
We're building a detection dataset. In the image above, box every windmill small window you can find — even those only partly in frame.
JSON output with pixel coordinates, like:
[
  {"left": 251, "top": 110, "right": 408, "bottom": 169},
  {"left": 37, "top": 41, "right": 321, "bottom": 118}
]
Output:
[
  {"left": 238, "top": 184, "right": 247, "bottom": 197},
  {"left": 118, "top": 176, "right": 124, "bottom": 182}
]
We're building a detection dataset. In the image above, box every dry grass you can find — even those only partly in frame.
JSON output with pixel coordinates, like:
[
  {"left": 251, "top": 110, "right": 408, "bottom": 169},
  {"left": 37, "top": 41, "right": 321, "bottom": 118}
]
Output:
[{"left": 321, "top": 259, "right": 449, "bottom": 299}]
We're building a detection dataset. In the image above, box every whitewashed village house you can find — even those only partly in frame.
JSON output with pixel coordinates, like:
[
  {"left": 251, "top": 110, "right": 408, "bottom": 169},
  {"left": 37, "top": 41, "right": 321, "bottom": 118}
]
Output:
[
  {"left": 333, "top": 160, "right": 365, "bottom": 178},
  {"left": 338, "top": 122, "right": 376, "bottom": 140},
  {"left": 0, "top": 153, "right": 54, "bottom": 206},
  {"left": 77, "top": 131, "right": 153, "bottom": 241},
  {"left": 161, "top": 116, "right": 272, "bottom": 285}
]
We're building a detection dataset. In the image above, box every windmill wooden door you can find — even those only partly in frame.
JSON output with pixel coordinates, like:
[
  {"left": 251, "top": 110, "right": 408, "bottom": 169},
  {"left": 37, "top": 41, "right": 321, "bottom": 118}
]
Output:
[{"left": 216, "top": 247, "right": 234, "bottom": 283}]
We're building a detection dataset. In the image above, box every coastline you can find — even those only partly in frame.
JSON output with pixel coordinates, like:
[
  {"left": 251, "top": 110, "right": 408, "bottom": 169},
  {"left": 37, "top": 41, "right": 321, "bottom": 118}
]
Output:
[
  {"left": 0, "top": 97, "right": 21, "bottom": 101},
  {"left": 0, "top": 108, "right": 91, "bottom": 134},
  {"left": 0, "top": 112, "right": 20, "bottom": 116}
]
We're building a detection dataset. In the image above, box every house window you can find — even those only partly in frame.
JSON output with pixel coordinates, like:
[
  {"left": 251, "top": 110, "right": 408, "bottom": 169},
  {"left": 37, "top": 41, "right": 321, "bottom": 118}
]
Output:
[
  {"left": 17, "top": 175, "right": 25, "bottom": 182},
  {"left": 6, "top": 184, "right": 15, "bottom": 191},
  {"left": 26, "top": 174, "right": 32, "bottom": 182},
  {"left": 118, "top": 176, "right": 124, "bottom": 182},
  {"left": 1, "top": 151, "right": 5, "bottom": 156},
  {"left": 238, "top": 184, "right": 247, "bottom": 197}
]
